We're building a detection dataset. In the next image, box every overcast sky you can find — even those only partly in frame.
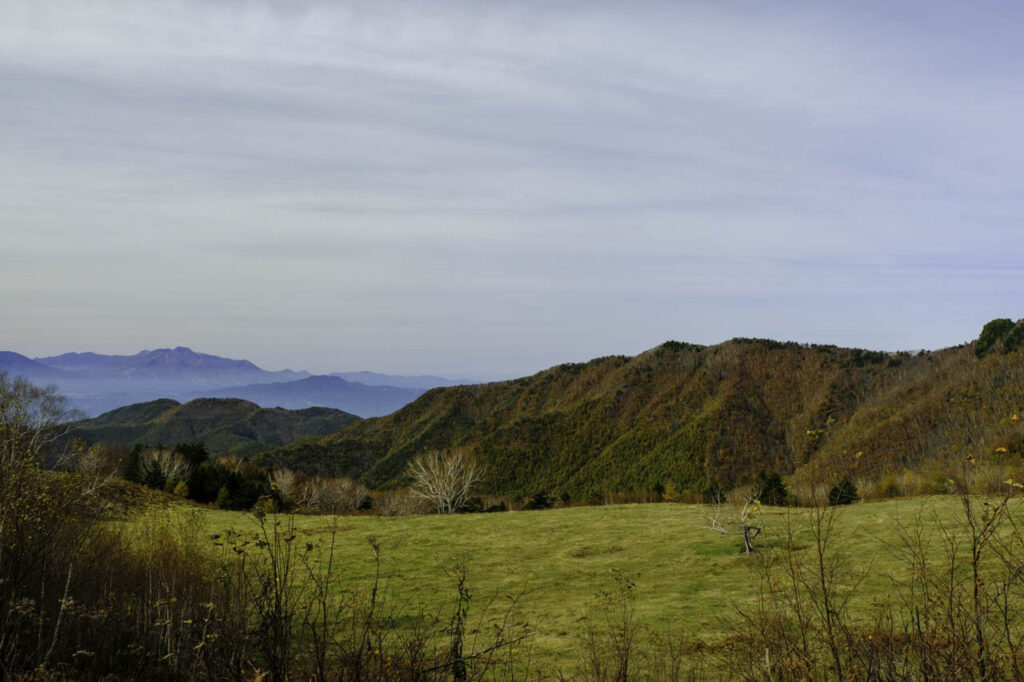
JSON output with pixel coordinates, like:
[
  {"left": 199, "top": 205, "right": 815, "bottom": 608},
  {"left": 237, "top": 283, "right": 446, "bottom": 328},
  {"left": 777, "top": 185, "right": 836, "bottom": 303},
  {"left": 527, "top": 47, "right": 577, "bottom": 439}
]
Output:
[{"left": 2, "top": 1, "right": 1023, "bottom": 377}]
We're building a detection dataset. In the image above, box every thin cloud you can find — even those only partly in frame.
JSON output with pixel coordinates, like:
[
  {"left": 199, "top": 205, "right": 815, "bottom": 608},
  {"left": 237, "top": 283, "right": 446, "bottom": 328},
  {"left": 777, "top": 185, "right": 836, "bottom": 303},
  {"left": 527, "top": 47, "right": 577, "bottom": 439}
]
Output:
[{"left": 1, "top": 1, "right": 1022, "bottom": 374}]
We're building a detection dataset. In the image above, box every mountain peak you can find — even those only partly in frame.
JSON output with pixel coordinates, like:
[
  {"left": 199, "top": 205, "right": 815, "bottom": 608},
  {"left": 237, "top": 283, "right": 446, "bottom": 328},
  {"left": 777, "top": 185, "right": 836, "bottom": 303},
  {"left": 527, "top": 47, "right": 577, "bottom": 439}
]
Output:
[
  {"left": 142, "top": 346, "right": 199, "bottom": 357},
  {"left": 0, "top": 351, "right": 72, "bottom": 379}
]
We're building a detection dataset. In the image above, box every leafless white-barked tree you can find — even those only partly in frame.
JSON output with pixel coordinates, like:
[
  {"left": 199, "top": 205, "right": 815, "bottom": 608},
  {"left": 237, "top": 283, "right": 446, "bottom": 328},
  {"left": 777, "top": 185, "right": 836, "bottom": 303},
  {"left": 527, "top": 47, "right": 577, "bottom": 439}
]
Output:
[
  {"left": 407, "top": 447, "right": 485, "bottom": 514},
  {"left": 137, "top": 448, "right": 191, "bottom": 486}
]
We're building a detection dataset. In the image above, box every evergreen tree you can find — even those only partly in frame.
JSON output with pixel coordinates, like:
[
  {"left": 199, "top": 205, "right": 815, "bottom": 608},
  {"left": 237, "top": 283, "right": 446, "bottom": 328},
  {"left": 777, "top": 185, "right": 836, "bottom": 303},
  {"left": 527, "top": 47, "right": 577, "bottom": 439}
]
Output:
[
  {"left": 828, "top": 477, "right": 859, "bottom": 506},
  {"left": 756, "top": 471, "right": 790, "bottom": 506},
  {"left": 173, "top": 441, "right": 210, "bottom": 467}
]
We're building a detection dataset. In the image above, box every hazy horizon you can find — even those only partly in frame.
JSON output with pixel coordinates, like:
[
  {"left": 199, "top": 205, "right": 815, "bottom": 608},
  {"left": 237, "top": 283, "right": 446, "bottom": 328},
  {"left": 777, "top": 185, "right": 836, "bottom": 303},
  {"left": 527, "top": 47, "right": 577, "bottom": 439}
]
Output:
[
  {"left": 26, "top": 345, "right": 495, "bottom": 380},
  {"left": 4, "top": 328, "right": 982, "bottom": 381},
  {"left": 4, "top": 1, "right": 1023, "bottom": 377}
]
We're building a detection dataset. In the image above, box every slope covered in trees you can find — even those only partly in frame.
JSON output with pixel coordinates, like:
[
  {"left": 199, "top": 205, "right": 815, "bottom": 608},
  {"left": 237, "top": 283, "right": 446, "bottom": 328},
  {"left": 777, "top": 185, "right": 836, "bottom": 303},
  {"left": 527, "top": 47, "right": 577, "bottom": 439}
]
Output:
[
  {"left": 258, "top": 321, "right": 1024, "bottom": 499},
  {"left": 73, "top": 397, "right": 361, "bottom": 458}
]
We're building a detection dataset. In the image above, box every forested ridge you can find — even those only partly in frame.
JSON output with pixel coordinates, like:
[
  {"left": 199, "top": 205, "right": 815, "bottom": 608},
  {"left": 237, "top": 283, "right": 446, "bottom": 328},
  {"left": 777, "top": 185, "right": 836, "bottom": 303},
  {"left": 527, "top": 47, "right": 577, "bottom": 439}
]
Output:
[
  {"left": 258, "top": 319, "right": 1024, "bottom": 499},
  {"left": 73, "top": 397, "right": 360, "bottom": 458}
]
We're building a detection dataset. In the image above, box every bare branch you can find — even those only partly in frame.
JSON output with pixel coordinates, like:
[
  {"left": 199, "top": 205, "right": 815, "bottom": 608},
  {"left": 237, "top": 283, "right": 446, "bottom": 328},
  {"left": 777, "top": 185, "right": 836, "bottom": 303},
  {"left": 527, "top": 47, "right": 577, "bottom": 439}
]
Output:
[
  {"left": 701, "top": 489, "right": 764, "bottom": 553},
  {"left": 138, "top": 447, "right": 191, "bottom": 485},
  {"left": 407, "top": 448, "right": 486, "bottom": 514}
]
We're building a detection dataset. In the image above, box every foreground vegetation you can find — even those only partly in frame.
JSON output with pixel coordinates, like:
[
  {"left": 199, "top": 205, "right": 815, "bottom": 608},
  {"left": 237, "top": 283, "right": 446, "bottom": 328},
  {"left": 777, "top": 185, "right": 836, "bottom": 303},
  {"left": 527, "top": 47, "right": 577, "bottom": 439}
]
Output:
[{"left": 194, "top": 493, "right": 1024, "bottom": 676}]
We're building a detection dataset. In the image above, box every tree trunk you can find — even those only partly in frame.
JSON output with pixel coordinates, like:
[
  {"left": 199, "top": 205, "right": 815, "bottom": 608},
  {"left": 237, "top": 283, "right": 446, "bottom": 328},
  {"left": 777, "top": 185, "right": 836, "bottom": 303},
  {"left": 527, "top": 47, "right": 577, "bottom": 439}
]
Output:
[{"left": 742, "top": 525, "right": 761, "bottom": 553}]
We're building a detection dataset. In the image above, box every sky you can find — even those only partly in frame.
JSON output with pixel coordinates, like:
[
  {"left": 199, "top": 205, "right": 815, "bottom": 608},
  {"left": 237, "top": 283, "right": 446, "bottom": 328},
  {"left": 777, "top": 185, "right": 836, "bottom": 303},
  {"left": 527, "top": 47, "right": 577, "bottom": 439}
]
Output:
[{"left": 2, "top": 1, "right": 1023, "bottom": 377}]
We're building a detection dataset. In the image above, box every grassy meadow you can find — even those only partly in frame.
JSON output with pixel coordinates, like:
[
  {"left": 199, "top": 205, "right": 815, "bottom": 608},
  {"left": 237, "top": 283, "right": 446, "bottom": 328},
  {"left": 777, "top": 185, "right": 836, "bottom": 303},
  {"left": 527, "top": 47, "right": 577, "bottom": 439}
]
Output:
[{"left": 191, "top": 495, "right": 998, "bottom": 672}]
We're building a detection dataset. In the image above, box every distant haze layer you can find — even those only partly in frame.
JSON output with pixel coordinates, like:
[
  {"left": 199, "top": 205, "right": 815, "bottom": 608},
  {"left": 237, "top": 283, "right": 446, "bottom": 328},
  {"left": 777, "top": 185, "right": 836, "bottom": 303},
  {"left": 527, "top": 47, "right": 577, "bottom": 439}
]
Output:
[{"left": 0, "top": 347, "right": 458, "bottom": 417}]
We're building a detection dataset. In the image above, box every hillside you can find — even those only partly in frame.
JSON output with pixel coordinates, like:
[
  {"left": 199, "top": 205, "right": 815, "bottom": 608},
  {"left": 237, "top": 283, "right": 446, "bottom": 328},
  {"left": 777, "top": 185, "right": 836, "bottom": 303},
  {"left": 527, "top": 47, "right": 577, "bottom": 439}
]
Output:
[
  {"left": 258, "top": 321, "right": 1024, "bottom": 499},
  {"left": 72, "top": 397, "right": 361, "bottom": 458}
]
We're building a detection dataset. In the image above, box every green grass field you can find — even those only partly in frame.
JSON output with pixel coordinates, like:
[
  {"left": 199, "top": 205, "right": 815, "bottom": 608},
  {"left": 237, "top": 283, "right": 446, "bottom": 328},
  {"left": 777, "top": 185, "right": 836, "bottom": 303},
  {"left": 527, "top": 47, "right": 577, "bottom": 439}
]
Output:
[{"left": 191, "top": 495, "right": 1000, "bottom": 671}]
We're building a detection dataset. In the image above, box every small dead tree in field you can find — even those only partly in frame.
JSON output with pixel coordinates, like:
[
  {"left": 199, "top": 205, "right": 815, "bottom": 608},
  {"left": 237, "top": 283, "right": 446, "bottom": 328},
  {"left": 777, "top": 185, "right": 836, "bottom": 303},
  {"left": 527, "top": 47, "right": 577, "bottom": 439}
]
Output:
[
  {"left": 407, "top": 448, "right": 485, "bottom": 514},
  {"left": 702, "top": 490, "right": 763, "bottom": 553}
]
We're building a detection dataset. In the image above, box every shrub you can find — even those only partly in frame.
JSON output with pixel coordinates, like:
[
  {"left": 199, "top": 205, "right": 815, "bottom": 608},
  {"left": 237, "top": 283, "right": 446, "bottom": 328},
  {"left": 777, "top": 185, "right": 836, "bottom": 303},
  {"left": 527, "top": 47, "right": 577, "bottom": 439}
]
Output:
[
  {"left": 304, "top": 476, "right": 369, "bottom": 512},
  {"left": 172, "top": 479, "right": 189, "bottom": 497},
  {"left": 371, "top": 487, "right": 429, "bottom": 516},
  {"left": 878, "top": 472, "right": 902, "bottom": 498},
  {"left": 215, "top": 485, "right": 232, "bottom": 509},
  {"left": 253, "top": 494, "right": 279, "bottom": 514},
  {"left": 523, "top": 491, "right": 553, "bottom": 510},
  {"left": 459, "top": 496, "right": 484, "bottom": 513}
]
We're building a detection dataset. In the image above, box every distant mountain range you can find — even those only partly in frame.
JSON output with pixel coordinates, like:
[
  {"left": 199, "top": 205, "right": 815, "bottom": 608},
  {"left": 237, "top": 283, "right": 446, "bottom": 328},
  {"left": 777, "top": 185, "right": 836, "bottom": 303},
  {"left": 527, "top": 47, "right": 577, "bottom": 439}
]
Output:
[
  {"left": 71, "top": 398, "right": 360, "bottom": 458},
  {"left": 329, "top": 371, "right": 464, "bottom": 390},
  {"left": 0, "top": 351, "right": 70, "bottom": 380},
  {"left": 198, "top": 375, "right": 426, "bottom": 417},
  {"left": 0, "top": 347, "right": 463, "bottom": 417},
  {"left": 36, "top": 347, "right": 307, "bottom": 386}
]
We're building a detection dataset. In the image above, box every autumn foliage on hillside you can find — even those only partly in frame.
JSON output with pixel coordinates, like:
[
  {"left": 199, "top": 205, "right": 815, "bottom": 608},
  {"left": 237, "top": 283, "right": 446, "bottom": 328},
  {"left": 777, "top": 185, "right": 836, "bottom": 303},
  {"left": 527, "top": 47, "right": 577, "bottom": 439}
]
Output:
[{"left": 259, "top": 320, "right": 1024, "bottom": 501}]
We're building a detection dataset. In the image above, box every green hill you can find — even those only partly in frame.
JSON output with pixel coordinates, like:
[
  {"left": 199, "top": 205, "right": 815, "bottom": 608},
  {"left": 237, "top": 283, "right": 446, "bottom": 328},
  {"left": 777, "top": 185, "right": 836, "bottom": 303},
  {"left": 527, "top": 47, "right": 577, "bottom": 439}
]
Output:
[
  {"left": 73, "top": 397, "right": 361, "bottom": 458},
  {"left": 257, "top": 321, "right": 1024, "bottom": 499}
]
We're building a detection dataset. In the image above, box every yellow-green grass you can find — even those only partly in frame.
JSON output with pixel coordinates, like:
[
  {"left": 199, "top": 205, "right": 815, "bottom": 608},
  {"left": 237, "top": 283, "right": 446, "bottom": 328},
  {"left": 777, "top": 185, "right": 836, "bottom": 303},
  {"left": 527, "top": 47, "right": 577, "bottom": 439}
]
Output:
[{"left": 193, "top": 496, "right": 1016, "bottom": 669}]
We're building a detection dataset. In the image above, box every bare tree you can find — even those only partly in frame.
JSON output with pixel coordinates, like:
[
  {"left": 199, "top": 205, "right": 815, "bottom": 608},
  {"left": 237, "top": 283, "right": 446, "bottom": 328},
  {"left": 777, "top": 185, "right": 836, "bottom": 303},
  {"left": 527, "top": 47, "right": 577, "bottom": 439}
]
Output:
[
  {"left": 71, "top": 440, "right": 121, "bottom": 496},
  {"left": 138, "top": 448, "right": 191, "bottom": 486},
  {"left": 407, "top": 448, "right": 486, "bottom": 514},
  {"left": 270, "top": 468, "right": 299, "bottom": 505},
  {"left": 74, "top": 442, "right": 111, "bottom": 477},
  {"left": 0, "top": 371, "right": 80, "bottom": 471},
  {"left": 305, "top": 476, "right": 369, "bottom": 512},
  {"left": 218, "top": 454, "right": 244, "bottom": 473},
  {"left": 702, "top": 489, "right": 763, "bottom": 553}
]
